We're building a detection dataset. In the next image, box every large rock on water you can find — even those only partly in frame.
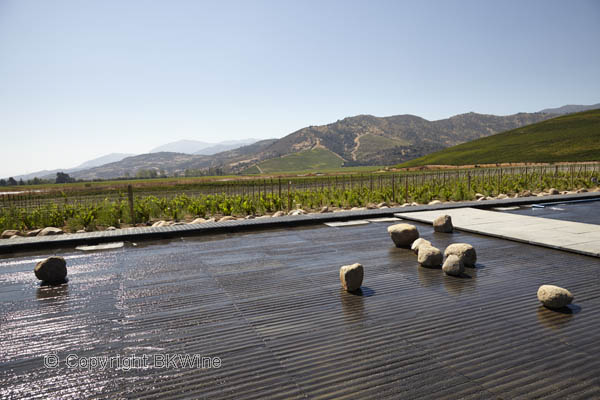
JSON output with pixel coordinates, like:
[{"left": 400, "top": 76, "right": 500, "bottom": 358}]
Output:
[
  {"left": 442, "top": 255, "right": 464, "bottom": 276},
  {"left": 411, "top": 238, "right": 432, "bottom": 254},
  {"left": 433, "top": 215, "right": 453, "bottom": 233},
  {"left": 444, "top": 243, "right": 477, "bottom": 267},
  {"left": 339, "top": 263, "right": 364, "bottom": 292},
  {"left": 387, "top": 224, "right": 419, "bottom": 248},
  {"left": 34, "top": 256, "right": 67, "bottom": 283},
  {"left": 417, "top": 246, "right": 443, "bottom": 268},
  {"left": 537, "top": 285, "right": 574, "bottom": 309}
]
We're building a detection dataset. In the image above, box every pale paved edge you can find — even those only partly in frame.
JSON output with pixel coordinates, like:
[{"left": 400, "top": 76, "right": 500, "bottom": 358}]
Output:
[{"left": 396, "top": 207, "right": 600, "bottom": 258}]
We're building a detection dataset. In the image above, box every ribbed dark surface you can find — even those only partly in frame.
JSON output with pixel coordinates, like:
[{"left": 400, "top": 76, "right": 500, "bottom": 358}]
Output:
[
  {"left": 1, "top": 221, "right": 599, "bottom": 399},
  {"left": 504, "top": 199, "right": 600, "bottom": 225}
]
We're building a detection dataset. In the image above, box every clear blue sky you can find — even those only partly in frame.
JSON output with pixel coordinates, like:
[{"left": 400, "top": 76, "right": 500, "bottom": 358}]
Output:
[{"left": 1, "top": 0, "right": 599, "bottom": 178}]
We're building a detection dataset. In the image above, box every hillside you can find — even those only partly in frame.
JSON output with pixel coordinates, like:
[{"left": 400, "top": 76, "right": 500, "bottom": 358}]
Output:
[
  {"left": 240, "top": 112, "right": 553, "bottom": 168},
  {"left": 398, "top": 109, "right": 600, "bottom": 167},
  {"left": 252, "top": 148, "right": 344, "bottom": 173}
]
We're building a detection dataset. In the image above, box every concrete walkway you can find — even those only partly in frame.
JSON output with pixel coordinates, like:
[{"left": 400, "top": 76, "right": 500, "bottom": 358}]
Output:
[{"left": 397, "top": 207, "right": 600, "bottom": 258}]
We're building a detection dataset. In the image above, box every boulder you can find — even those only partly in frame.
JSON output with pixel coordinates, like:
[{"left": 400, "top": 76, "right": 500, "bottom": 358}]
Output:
[
  {"left": 189, "top": 218, "right": 207, "bottom": 224},
  {"left": 288, "top": 209, "right": 307, "bottom": 216},
  {"left": 477, "top": 197, "right": 487, "bottom": 202},
  {"left": 376, "top": 202, "right": 388, "bottom": 208},
  {"left": 433, "top": 215, "right": 453, "bottom": 233},
  {"left": 475, "top": 193, "right": 485, "bottom": 199},
  {"left": 339, "top": 263, "right": 364, "bottom": 292},
  {"left": 387, "top": 223, "right": 420, "bottom": 248},
  {"left": 417, "top": 246, "right": 443, "bottom": 268},
  {"left": 537, "top": 285, "right": 574, "bottom": 309},
  {"left": 218, "top": 216, "right": 236, "bottom": 222},
  {"left": 411, "top": 238, "right": 432, "bottom": 254},
  {"left": 154, "top": 220, "right": 173, "bottom": 227},
  {"left": 548, "top": 188, "right": 559, "bottom": 195},
  {"left": 521, "top": 190, "right": 532, "bottom": 197},
  {"left": 34, "top": 256, "right": 67, "bottom": 283},
  {"left": 320, "top": 206, "right": 330, "bottom": 213},
  {"left": 428, "top": 200, "right": 442, "bottom": 205},
  {"left": 1, "top": 230, "right": 21, "bottom": 239},
  {"left": 366, "top": 203, "right": 377, "bottom": 209},
  {"left": 497, "top": 193, "right": 508, "bottom": 199},
  {"left": 26, "top": 229, "right": 42, "bottom": 237},
  {"left": 272, "top": 211, "right": 285, "bottom": 217},
  {"left": 76, "top": 229, "right": 86, "bottom": 233},
  {"left": 444, "top": 243, "right": 477, "bottom": 267},
  {"left": 39, "top": 227, "right": 64, "bottom": 236},
  {"left": 577, "top": 188, "right": 588, "bottom": 193},
  {"left": 442, "top": 255, "right": 464, "bottom": 276},
  {"left": 106, "top": 226, "right": 117, "bottom": 231}
]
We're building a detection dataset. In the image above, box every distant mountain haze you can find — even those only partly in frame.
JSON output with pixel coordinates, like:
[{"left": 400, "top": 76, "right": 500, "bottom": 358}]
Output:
[
  {"left": 538, "top": 103, "right": 600, "bottom": 114},
  {"left": 12, "top": 153, "right": 135, "bottom": 181},
  {"left": 150, "top": 139, "right": 259, "bottom": 155}
]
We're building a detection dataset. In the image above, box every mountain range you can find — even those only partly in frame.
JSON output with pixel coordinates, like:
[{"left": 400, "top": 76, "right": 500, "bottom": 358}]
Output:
[
  {"left": 8, "top": 103, "right": 600, "bottom": 181},
  {"left": 149, "top": 139, "right": 258, "bottom": 155}
]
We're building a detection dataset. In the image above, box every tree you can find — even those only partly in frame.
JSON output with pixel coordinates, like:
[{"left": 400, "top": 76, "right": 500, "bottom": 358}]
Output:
[
  {"left": 18, "top": 178, "right": 24, "bottom": 185},
  {"left": 7, "top": 177, "right": 17, "bottom": 186},
  {"left": 0, "top": 179, "right": 6, "bottom": 186},
  {"left": 55, "top": 172, "right": 73, "bottom": 184}
]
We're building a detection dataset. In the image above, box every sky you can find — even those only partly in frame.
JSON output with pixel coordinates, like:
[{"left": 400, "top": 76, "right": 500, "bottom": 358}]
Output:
[{"left": 0, "top": 0, "right": 599, "bottom": 178}]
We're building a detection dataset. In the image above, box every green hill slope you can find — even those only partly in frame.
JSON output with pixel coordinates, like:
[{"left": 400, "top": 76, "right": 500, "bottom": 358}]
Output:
[
  {"left": 399, "top": 109, "right": 600, "bottom": 167},
  {"left": 250, "top": 148, "right": 343, "bottom": 173}
]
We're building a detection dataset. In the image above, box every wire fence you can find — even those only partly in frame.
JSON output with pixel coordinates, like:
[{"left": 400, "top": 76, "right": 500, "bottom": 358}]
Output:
[{"left": 1, "top": 163, "right": 599, "bottom": 212}]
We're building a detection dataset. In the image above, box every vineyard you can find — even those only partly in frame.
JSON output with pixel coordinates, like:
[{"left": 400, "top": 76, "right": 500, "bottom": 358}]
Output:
[{"left": 1, "top": 163, "right": 599, "bottom": 232}]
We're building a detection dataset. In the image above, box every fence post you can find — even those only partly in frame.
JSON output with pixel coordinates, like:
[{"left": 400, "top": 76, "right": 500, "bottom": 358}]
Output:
[
  {"left": 405, "top": 176, "right": 409, "bottom": 204},
  {"left": 467, "top": 171, "right": 471, "bottom": 195},
  {"left": 278, "top": 178, "right": 282, "bottom": 209},
  {"left": 392, "top": 174, "right": 396, "bottom": 203},
  {"left": 127, "top": 185, "right": 135, "bottom": 225},
  {"left": 498, "top": 168, "right": 502, "bottom": 194},
  {"left": 287, "top": 180, "right": 291, "bottom": 212}
]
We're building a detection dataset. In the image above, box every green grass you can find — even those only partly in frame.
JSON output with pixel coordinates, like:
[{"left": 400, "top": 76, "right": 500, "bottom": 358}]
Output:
[
  {"left": 357, "top": 134, "right": 409, "bottom": 156},
  {"left": 399, "top": 109, "right": 600, "bottom": 167},
  {"left": 254, "top": 148, "right": 344, "bottom": 173}
]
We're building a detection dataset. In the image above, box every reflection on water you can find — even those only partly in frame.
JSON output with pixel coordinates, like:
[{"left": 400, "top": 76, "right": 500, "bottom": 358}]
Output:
[
  {"left": 536, "top": 304, "right": 581, "bottom": 330},
  {"left": 417, "top": 266, "right": 439, "bottom": 288},
  {"left": 36, "top": 282, "right": 69, "bottom": 301},
  {"left": 339, "top": 287, "right": 371, "bottom": 324}
]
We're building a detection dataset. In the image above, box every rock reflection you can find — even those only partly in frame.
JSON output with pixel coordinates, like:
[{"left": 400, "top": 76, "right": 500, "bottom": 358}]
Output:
[
  {"left": 536, "top": 304, "right": 580, "bottom": 330},
  {"left": 417, "top": 266, "right": 440, "bottom": 288},
  {"left": 340, "top": 287, "right": 374, "bottom": 324},
  {"left": 36, "top": 282, "right": 69, "bottom": 301}
]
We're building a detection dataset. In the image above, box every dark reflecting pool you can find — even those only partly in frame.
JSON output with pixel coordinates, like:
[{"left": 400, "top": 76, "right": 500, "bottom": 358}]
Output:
[{"left": 1, "top": 222, "right": 599, "bottom": 399}]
